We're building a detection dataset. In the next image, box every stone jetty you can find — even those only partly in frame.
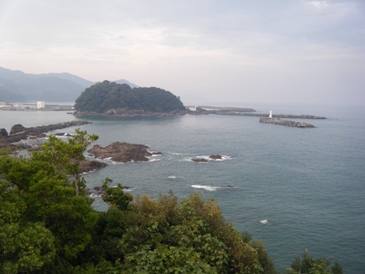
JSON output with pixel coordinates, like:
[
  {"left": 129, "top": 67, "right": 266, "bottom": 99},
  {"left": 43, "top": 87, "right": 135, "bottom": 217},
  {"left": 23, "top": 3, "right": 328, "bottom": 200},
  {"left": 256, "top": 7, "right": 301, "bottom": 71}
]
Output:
[
  {"left": 259, "top": 117, "right": 315, "bottom": 128},
  {"left": 0, "top": 120, "right": 92, "bottom": 144}
]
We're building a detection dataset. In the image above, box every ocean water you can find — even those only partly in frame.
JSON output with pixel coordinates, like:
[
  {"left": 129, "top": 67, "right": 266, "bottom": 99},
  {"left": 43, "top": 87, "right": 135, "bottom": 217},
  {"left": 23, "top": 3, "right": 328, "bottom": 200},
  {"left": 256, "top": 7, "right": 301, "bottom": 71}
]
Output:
[{"left": 1, "top": 105, "right": 364, "bottom": 273}]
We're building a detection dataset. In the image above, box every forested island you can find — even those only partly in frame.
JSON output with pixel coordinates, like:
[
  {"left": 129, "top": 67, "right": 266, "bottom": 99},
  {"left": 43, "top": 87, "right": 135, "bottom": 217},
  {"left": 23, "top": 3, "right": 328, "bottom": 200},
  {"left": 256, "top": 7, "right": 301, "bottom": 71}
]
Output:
[
  {"left": 74, "top": 81, "right": 187, "bottom": 116},
  {"left": 0, "top": 129, "right": 343, "bottom": 273}
]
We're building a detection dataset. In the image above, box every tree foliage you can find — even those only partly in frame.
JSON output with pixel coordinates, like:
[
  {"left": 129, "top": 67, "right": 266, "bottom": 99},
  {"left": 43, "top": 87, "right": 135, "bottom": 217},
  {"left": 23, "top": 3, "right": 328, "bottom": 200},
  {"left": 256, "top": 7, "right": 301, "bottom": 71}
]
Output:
[
  {"left": 0, "top": 130, "right": 99, "bottom": 273},
  {"left": 286, "top": 250, "right": 343, "bottom": 274},
  {"left": 74, "top": 81, "right": 186, "bottom": 113}
]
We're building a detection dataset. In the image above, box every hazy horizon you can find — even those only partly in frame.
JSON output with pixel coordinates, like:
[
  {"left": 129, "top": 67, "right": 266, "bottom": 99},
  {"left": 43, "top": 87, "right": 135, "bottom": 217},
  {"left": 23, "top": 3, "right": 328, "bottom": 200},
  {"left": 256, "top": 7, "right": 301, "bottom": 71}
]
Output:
[{"left": 1, "top": 0, "right": 364, "bottom": 106}]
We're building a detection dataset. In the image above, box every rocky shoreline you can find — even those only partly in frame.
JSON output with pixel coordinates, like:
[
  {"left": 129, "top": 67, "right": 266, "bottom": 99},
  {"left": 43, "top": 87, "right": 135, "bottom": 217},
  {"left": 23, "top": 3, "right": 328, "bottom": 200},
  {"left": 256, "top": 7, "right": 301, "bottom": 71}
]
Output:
[
  {"left": 74, "top": 108, "right": 189, "bottom": 117},
  {"left": 259, "top": 117, "right": 315, "bottom": 128},
  {"left": 73, "top": 106, "right": 326, "bottom": 119}
]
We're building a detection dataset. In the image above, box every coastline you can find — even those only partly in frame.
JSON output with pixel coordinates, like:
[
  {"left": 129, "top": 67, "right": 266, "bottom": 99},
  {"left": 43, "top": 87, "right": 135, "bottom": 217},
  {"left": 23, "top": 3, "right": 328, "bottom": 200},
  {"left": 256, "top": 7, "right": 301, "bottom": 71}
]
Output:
[{"left": 73, "top": 105, "right": 326, "bottom": 119}]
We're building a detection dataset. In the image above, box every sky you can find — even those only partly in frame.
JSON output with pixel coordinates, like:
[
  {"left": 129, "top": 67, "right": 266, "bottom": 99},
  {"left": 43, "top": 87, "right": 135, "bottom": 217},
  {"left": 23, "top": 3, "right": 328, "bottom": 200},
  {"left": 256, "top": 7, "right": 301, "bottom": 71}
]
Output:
[{"left": 1, "top": 0, "right": 364, "bottom": 106}]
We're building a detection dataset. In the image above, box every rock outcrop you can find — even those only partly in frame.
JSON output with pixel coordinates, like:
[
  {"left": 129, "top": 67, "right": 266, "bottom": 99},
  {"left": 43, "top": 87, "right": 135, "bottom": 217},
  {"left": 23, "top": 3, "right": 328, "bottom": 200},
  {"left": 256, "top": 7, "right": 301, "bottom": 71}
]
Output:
[
  {"left": 259, "top": 117, "right": 315, "bottom": 128},
  {"left": 192, "top": 158, "right": 208, "bottom": 162},
  {"left": 192, "top": 154, "right": 223, "bottom": 162},
  {"left": 0, "top": 128, "right": 8, "bottom": 137},
  {"left": 9, "top": 124, "right": 27, "bottom": 135},
  {"left": 209, "top": 154, "right": 222, "bottom": 160},
  {"left": 79, "top": 160, "right": 107, "bottom": 173},
  {"left": 0, "top": 143, "right": 31, "bottom": 153},
  {"left": 87, "top": 142, "right": 152, "bottom": 163}
]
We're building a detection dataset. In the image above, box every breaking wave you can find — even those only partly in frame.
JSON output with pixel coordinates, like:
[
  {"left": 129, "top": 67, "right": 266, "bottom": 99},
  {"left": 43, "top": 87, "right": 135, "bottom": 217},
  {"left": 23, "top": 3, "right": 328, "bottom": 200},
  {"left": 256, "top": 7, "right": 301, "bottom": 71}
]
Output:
[{"left": 191, "top": 184, "right": 237, "bottom": 191}]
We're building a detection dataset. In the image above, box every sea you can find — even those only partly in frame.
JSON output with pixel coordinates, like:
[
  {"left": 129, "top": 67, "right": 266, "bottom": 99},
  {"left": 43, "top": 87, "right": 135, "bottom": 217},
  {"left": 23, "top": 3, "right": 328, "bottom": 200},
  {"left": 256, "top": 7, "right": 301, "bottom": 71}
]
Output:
[{"left": 1, "top": 104, "right": 364, "bottom": 273}]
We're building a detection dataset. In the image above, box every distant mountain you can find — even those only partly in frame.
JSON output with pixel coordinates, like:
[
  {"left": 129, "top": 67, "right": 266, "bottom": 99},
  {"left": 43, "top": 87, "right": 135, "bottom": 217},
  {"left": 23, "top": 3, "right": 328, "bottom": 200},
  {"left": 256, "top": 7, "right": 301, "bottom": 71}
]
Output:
[
  {"left": 114, "top": 79, "right": 138, "bottom": 88},
  {"left": 45, "top": 73, "right": 94, "bottom": 89},
  {"left": 0, "top": 67, "right": 138, "bottom": 103}
]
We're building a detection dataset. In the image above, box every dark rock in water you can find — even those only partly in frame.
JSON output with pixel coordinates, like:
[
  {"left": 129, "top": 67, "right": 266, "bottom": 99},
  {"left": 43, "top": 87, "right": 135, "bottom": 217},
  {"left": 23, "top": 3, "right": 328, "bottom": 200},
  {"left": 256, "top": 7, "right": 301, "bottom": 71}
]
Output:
[
  {"left": 259, "top": 117, "right": 315, "bottom": 128},
  {"left": 223, "top": 185, "right": 234, "bottom": 188},
  {"left": 209, "top": 154, "right": 222, "bottom": 160},
  {"left": 55, "top": 132, "right": 72, "bottom": 136},
  {"left": 152, "top": 152, "right": 163, "bottom": 155},
  {"left": 192, "top": 158, "right": 208, "bottom": 162},
  {"left": 10, "top": 124, "right": 27, "bottom": 135},
  {"left": 86, "top": 187, "right": 106, "bottom": 197},
  {"left": 192, "top": 155, "right": 223, "bottom": 162},
  {"left": 0, "top": 128, "right": 8, "bottom": 137},
  {"left": 88, "top": 142, "right": 152, "bottom": 163},
  {"left": 0, "top": 143, "right": 31, "bottom": 153},
  {"left": 79, "top": 160, "right": 107, "bottom": 173}
]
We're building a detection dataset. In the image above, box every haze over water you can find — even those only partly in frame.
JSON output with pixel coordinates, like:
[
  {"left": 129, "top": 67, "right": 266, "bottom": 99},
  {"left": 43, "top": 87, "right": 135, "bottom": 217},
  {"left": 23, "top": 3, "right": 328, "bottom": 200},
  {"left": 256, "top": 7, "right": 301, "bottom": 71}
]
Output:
[{"left": 1, "top": 105, "right": 364, "bottom": 273}]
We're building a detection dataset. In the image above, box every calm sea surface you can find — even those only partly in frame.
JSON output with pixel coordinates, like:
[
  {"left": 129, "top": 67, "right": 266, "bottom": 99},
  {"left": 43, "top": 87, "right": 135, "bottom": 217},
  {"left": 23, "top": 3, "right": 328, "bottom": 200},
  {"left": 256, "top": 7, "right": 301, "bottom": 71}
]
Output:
[{"left": 1, "top": 105, "right": 364, "bottom": 273}]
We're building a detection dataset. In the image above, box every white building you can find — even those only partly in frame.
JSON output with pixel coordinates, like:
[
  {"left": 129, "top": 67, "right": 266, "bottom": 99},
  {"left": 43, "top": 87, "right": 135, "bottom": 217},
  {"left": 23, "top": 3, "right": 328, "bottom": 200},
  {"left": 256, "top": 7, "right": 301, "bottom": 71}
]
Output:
[{"left": 37, "top": 101, "right": 46, "bottom": 109}]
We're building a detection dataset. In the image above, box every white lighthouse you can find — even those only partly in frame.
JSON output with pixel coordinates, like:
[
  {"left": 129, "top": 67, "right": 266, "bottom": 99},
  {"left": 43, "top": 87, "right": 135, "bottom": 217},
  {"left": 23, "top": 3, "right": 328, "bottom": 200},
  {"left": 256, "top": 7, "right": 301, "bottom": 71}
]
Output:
[{"left": 269, "top": 110, "right": 272, "bottom": 118}]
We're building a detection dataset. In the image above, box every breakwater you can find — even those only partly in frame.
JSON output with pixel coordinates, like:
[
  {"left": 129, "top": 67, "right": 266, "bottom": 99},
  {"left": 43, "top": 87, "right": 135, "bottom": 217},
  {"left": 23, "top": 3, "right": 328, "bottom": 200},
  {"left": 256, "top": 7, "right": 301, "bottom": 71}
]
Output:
[
  {"left": 232, "top": 113, "right": 325, "bottom": 119},
  {"left": 0, "top": 120, "right": 92, "bottom": 144},
  {"left": 259, "top": 117, "right": 315, "bottom": 128},
  {"left": 190, "top": 106, "right": 326, "bottom": 119}
]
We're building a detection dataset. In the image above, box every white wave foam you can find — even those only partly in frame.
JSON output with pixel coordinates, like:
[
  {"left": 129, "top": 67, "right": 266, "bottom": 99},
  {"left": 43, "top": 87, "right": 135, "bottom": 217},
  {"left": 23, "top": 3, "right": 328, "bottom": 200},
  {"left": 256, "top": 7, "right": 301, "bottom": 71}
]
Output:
[
  {"left": 190, "top": 155, "right": 232, "bottom": 162},
  {"left": 217, "top": 155, "right": 232, "bottom": 161},
  {"left": 168, "top": 176, "right": 176, "bottom": 179},
  {"left": 89, "top": 193, "right": 102, "bottom": 198},
  {"left": 123, "top": 187, "right": 136, "bottom": 192},
  {"left": 260, "top": 219, "right": 269, "bottom": 225},
  {"left": 191, "top": 185, "right": 219, "bottom": 191},
  {"left": 191, "top": 184, "right": 237, "bottom": 191},
  {"left": 149, "top": 158, "right": 160, "bottom": 162}
]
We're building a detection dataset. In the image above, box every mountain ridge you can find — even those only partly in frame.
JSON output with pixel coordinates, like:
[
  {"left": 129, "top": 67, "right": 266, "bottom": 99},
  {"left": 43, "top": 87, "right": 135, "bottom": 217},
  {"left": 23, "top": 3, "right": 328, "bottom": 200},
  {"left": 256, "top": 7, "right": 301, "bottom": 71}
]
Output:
[{"left": 0, "top": 67, "right": 138, "bottom": 102}]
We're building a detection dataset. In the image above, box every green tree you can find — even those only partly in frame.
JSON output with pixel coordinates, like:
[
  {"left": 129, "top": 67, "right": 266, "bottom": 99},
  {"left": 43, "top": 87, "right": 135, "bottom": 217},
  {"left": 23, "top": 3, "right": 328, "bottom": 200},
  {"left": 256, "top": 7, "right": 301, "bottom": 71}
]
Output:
[
  {"left": 97, "top": 192, "right": 275, "bottom": 273},
  {"left": 32, "top": 129, "right": 98, "bottom": 196},
  {"left": 0, "top": 180, "right": 56, "bottom": 273},
  {"left": 102, "top": 178, "right": 133, "bottom": 211},
  {"left": 286, "top": 250, "right": 343, "bottom": 274},
  {"left": 0, "top": 130, "right": 100, "bottom": 273}
]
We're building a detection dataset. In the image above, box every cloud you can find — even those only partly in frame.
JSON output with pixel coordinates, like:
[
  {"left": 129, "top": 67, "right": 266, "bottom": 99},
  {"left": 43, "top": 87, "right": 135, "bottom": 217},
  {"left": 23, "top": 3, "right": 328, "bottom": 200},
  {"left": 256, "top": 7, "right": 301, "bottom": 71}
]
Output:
[{"left": 0, "top": 0, "right": 364, "bottom": 105}]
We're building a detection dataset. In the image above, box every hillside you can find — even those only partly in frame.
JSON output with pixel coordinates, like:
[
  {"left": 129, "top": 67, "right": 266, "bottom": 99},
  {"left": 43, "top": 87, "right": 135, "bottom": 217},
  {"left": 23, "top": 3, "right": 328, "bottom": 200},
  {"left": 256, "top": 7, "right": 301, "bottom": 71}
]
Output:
[
  {"left": 0, "top": 67, "right": 138, "bottom": 103},
  {"left": 74, "top": 80, "right": 185, "bottom": 113}
]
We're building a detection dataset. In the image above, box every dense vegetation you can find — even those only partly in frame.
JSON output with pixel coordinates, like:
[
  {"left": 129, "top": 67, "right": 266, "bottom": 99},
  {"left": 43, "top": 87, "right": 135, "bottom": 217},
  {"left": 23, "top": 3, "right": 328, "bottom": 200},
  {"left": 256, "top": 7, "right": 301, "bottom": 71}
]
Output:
[
  {"left": 74, "top": 81, "right": 186, "bottom": 113},
  {"left": 0, "top": 130, "right": 343, "bottom": 273}
]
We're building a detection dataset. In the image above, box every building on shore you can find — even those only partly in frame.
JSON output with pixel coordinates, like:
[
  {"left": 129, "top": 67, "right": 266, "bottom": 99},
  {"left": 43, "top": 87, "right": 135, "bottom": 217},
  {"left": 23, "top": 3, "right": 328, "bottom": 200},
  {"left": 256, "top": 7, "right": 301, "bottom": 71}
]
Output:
[{"left": 37, "top": 101, "right": 46, "bottom": 109}]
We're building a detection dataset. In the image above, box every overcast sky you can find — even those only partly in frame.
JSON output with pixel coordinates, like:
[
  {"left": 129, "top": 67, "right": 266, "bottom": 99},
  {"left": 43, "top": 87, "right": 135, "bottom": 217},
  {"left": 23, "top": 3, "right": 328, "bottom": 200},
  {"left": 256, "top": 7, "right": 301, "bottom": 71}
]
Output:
[{"left": 1, "top": 0, "right": 364, "bottom": 106}]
